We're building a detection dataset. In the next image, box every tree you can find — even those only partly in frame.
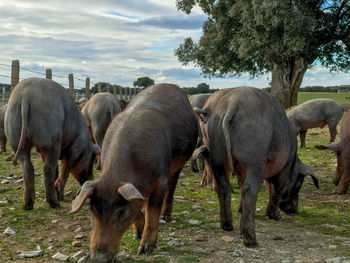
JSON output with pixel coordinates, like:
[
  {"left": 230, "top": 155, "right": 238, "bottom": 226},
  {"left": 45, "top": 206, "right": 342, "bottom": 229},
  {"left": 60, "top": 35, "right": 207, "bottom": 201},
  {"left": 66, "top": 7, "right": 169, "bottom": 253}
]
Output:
[
  {"left": 175, "top": 0, "right": 350, "bottom": 108},
  {"left": 197, "top": 82, "right": 210, "bottom": 93},
  {"left": 133, "top": 77, "right": 155, "bottom": 89}
]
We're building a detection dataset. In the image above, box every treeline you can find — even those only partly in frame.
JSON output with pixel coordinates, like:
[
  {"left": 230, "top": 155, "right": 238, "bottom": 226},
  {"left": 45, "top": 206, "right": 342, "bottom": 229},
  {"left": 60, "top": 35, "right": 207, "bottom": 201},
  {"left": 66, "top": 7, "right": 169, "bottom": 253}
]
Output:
[
  {"left": 263, "top": 85, "right": 350, "bottom": 93},
  {"left": 182, "top": 83, "right": 218, "bottom": 95}
]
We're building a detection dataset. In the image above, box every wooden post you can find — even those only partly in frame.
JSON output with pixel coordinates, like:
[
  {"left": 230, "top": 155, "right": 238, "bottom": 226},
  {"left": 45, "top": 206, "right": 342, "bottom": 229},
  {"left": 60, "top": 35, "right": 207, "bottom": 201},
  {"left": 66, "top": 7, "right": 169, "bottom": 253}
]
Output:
[
  {"left": 98, "top": 83, "right": 102, "bottom": 93},
  {"left": 106, "top": 83, "right": 110, "bottom": 93},
  {"left": 113, "top": 85, "right": 117, "bottom": 96},
  {"left": 68, "top": 73, "right": 75, "bottom": 99},
  {"left": 119, "top": 86, "right": 123, "bottom": 100},
  {"left": 85, "top": 77, "right": 90, "bottom": 98},
  {"left": 126, "top": 87, "right": 130, "bottom": 101},
  {"left": 11, "top": 60, "right": 20, "bottom": 93},
  {"left": 46, "top": 69, "right": 52, "bottom": 80},
  {"left": 2, "top": 87, "right": 5, "bottom": 106}
]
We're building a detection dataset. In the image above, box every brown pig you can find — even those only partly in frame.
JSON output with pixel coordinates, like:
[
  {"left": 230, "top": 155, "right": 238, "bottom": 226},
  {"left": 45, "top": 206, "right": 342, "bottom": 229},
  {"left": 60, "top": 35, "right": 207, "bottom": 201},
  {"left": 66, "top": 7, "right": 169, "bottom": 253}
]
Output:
[{"left": 70, "top": 83, "right": 198, "bottom": 262}]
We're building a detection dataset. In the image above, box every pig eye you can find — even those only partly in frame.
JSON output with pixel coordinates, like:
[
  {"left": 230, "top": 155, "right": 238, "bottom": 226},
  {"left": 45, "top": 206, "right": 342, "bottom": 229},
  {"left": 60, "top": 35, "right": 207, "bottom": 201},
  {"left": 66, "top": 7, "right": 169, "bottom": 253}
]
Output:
[{"left": 116, "top": 207, "right": 126, "bottom": 220}]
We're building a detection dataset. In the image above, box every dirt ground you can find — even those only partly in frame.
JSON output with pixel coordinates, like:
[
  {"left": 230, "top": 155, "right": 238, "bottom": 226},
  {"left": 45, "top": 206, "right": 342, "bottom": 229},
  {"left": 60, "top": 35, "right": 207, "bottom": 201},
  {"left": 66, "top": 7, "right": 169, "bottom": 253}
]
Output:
[{"left": 1, "top": 127, "right": 350, "bottom": 263}]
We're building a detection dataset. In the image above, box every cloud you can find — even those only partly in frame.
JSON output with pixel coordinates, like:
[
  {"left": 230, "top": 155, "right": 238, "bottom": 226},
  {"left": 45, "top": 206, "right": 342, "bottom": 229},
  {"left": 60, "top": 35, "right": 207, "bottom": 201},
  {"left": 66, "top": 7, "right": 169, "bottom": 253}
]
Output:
[{"left": 136, "top": 14, "right": 207, "bottom": 30}]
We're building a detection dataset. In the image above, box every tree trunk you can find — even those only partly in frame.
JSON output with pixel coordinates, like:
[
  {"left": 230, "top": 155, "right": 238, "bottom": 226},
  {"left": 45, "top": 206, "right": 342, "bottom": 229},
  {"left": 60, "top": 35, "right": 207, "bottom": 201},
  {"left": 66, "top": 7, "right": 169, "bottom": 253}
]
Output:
[{"left": 270, "top": 57, "right": 308, "bottom": 108}]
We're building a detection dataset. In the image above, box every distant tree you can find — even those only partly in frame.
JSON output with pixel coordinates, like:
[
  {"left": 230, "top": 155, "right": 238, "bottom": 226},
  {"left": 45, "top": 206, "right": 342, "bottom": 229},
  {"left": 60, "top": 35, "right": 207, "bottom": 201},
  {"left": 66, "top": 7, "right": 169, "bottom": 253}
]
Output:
[
  {"left": 197, "top": 82, "right": 210, "bottom": 93},
  {"left": 133, "top": 77, "right": 155, "bottom": 89},
  {"left": 176, "top": 0, "right": 350, "bottom": 108}
]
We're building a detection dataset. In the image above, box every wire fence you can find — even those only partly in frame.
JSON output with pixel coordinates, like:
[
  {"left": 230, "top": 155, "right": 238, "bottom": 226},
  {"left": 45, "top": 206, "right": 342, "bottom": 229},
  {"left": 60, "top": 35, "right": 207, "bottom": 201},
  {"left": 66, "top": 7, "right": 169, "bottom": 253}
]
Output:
[{"left": 0, "top": 60, "right": 139, "bottom": 107}]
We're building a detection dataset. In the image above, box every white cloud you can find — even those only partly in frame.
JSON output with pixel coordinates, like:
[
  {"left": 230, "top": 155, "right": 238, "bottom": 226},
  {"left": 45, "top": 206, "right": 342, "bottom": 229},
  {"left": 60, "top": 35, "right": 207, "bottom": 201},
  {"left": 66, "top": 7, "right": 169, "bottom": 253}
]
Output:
[{"left": 0, "top": 1, "right": 348, "bottom": 90}]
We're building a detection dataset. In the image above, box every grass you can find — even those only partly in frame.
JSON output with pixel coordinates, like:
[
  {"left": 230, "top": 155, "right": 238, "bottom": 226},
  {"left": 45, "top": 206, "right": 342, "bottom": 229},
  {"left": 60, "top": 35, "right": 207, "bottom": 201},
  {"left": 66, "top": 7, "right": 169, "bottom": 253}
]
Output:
[{"left": 298, "top": 92, "right": 350, "bottom": 105}]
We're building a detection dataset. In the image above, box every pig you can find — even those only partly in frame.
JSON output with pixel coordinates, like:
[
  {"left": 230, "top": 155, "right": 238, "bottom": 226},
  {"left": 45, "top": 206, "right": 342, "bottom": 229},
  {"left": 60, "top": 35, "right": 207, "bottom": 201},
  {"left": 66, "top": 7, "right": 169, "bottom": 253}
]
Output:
[
  {"left": 76, "top": 97, "right": 89, "bottom": 110},
  {"left": 194, "top": 87, "right": 318, "bottom": 247},
  {"left": 0, "top": 104, "right": 7, "bottom": 153},
  {"left": 118, "top": 98, "right": 128, "bottom": 111},
  {"left": 5, "top": 78, "right": 100, "bottom": 210},
  {"left": 81, "top": 93, "right": 122, "bottom": 169},
  {"left": 287, "top": 99, "right": 345, "bottom": 147},
  {"left": 70, "top": 83, "right": 198, "bottom": 262},
  {"left": 316, "top": 110, "right": 350, "bottom": 194},
  {"left": 188, "top": 93, "right": 211, "bottom": 173}
]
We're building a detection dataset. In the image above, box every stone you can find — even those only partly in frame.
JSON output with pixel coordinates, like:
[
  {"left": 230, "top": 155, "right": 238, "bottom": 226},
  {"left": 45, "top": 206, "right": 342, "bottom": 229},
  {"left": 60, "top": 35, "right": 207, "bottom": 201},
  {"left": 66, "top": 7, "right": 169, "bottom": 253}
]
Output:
[
  {"left": 3, "top": 226, "right": 16, "bottom": 235},
  {"left": 1, "top": 179, "right": 9, "bottom": 184},
  {"left": 15, "top": 178, "right": 23, "bottom": 184},
  {"left": 72, "top": 250, "right": 88, "bottom": 262},
  {"left": 117, "top": 251, "right": 128, "bottom": 257},
  {"left": 77, "top": 255, "right": 89, "bottom": 263},
  {"left": 52, "top": 252, "right": 70, "bottom": 262},
  {"left": 17, "top": 246, "right": 43, "bottom": 258},
  {"left": 64, "top": 191, "right": 72, "bottom": 197},
  {"left": 182, "top": 211, "right": 190, "bottom": 215},
  {"left": 75, "top": 234, "right": 85, "bottom": 240},
  {"left": 326, "top": 257, "right": 343, "bottom": 263},
  {"left": 159, "top": 219, "right": 166, "bottom": 224},
  {"left": 52, "top": 220, "right": 58, "bottom": 224},
  {"left": 0, "top": 201, "right": 8, "bottom": 207},
  {"left": 74, "top": 227, "right": 83, "bottom": 233},
  {"left": 192, "top": 205, "right": 201, "bottom": 209},
  {"left": 230, "top": 249, "right": 243, "bottom": 258},
  {"left": 174, "top": 196, "right": 185, "bottom": 200},
  {"left": 47, "top": 246, "right": 54, "bottom": 251},
  {"left": 167, "top": 239, "right": 181, "bottom": 247},
  {"left": 72, "top": 241, "right": 82, "bottom": 247},
  {"left": 220, "top": 236, "right": 235, "bottom": 243},
  {"left": 329, "top": 245, "right": 337, "bottom": 249},
  {"left": 188, "top": 219, "right": 202, "bottom": 225}
]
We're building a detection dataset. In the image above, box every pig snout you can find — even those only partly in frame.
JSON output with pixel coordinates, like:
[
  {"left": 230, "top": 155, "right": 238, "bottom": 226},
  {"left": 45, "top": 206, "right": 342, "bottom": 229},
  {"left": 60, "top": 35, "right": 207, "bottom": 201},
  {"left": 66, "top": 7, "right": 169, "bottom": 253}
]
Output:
[{"left": 91, "top": 250, "right": 118, "bottom": 263}]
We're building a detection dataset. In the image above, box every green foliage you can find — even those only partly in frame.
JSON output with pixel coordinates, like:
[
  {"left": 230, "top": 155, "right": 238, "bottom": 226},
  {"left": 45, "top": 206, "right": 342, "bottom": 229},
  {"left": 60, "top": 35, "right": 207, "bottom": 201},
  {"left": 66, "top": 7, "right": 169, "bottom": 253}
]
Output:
[
  {"left": 133, "top": 77, "right": 155, "bottom": 89},
  {"left": 182, "top": 82, "right": 214, "bottom": 95},
  {"left": 175, "top": 0, "right": 350, "bottom": 76}
]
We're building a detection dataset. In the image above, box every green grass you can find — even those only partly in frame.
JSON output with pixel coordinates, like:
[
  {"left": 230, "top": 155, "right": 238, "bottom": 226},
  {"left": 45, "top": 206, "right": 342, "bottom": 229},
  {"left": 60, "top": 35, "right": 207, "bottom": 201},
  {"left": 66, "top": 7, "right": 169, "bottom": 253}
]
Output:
[{"left": 298, "top": 92, "right": 350, "bottom": 105}]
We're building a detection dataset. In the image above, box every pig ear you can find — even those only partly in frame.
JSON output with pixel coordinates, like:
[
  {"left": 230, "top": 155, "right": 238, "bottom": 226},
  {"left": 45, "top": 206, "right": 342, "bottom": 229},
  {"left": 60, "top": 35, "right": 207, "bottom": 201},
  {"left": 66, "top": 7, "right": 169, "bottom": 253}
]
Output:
[
  {"left": 70, "top": 181, "right": 95, "bottom": 213},
  {"left": 299, "top": 162, "right": 319, "bottom": 189},
  {"left": 315, "top": 142, "right": 341, "bottom": 152},
  {"left": 192, "top": 145, "right": 209, "bottom": 160},
  {"left": 118, "top": 183, "right": 146, "bottom": 202},
  {"left": 193, "top": 107, "right": 207, "bottom": 122},
  {"left": 92, "top": 144, "right": 101, "bottom": 155}
]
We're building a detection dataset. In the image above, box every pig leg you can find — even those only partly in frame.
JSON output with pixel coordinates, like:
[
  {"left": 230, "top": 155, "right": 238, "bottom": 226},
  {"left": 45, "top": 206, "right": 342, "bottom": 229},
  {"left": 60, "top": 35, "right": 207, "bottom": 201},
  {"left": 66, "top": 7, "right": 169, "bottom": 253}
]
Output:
[
  {"left": 43, "top": 148, "right": 60, "bottom": 208},
  {"left": 299, "top": 129, "right": 307, "bottom": 148},
  {"left": 138, "top": 184, "right": 167, "bottom": 255},
  {"left": 334, "top": 154, "right": 350, "bottom": 194},
  {"left": 328, "top": 125, "right": 337, "bottom": 142},
  {"left": 212, "top": 163, "right": 233, "bottom": 231},
  {"left": 161, "top": 169, "right": 182, "bottom": 222},
  {"left": 0, "top": 138, "right": 6, "bottom": 153},
  {"left": 93, "top": 126, "right": 103, "bottom": 170},
  {"left": 18, "top": 149, "right": 36, "bottom": 210},
  {"left": 240, "top": 166, "right": 264, "bottom": 247},
  {"left": 191, "top": 158, "right": 199, "bottom": 173},
  {"left": 132, "top": 210, "right": 145, "bottom": 239},
  {"left": 55, "top": 159, "right": 69, "bottom": 201},
  {"left": 265, "top": 183, "right": 280, "bottom": 220}
]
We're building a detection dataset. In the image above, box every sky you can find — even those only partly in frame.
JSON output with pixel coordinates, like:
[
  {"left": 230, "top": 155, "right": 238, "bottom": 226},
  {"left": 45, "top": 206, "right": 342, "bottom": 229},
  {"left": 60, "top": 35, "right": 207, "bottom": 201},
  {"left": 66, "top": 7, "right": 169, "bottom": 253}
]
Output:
[{"left": 0, "top": 0, "right": 349, "bottom": 90}]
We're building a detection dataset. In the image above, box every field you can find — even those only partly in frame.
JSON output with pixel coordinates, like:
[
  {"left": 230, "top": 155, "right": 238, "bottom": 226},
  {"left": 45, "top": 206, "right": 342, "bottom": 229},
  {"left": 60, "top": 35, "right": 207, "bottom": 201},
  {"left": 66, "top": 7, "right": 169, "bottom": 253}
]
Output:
[{"left": 1, "top": 92, "right": 350, "bottom": 263}]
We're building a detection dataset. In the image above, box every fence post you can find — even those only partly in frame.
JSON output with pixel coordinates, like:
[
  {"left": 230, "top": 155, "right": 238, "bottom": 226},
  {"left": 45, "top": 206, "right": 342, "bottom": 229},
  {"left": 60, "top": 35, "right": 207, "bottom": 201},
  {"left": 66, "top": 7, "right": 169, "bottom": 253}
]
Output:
[
  {"left": 106, "top": 83, "right": 110, "bottom": 93},
  {"left": 46, "top": 69, "right": 52, "bottom": 80},
  {"left": 68, "top": 73, "right": 75, "bottom": 99},
  {"left": 119, "top": 86, "right": 123, "bottom": 100},
  {"left": 2, "top": 87, "right": 5, "bottom": 106},
  {"left": 85, "top": 77, "right": 90, "bottom": 98},
  {"left": 98, "top": 83, "right": 102, "bottom": 93},
  {"left": 113, "top": 85, "right": 117, "bottom": 97},
  {"left": 11, "top": 60, "right": 20, "bottom": 93}
]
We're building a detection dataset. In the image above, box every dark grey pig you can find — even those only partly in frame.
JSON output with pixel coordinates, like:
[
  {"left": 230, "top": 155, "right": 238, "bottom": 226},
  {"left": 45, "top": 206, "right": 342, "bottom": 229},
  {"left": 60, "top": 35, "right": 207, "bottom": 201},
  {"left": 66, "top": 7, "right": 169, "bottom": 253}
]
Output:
[
  {"left": 0, "top": 104, "right": 7, "bottom": 153},
  {"left": 194, "top": 87, "right": 318, "bottom": 247},
  {"left": 287, "top": 99, "right": 345, "bottom": 147},
  {"left": 81, "top": 92, "right": 122, "bottom": 169},
  {"left": 5, "top": 78, "right": 100, "bottom": 209},
  {"left": 71, "top": 83, "right": 198, "bottom": 262}
]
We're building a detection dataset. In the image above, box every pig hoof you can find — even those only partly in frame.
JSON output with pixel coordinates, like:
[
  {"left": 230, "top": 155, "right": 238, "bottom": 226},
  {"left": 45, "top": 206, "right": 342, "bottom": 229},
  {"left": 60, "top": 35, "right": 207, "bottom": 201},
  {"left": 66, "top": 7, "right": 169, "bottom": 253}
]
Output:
[
  {"left": 137, "top": 243, "right": 156, "bottom": 255},
  {"left": 162, "top": 214, "right": 172, "bottom": 222},
  {"left": 48, "top": 200, "right": 60, "bottom": 209},
  {"left": 243, "top": 238, "right": 258, "bottom": 248},
  {"left": 220, "top": 221, "right": 233, "bottom": 231},
  {"left": 23, "top": 202, "right": 34, "bottom": 210},
  {"left": 241, "top": 229, "right": 258, "bottom": 247}
]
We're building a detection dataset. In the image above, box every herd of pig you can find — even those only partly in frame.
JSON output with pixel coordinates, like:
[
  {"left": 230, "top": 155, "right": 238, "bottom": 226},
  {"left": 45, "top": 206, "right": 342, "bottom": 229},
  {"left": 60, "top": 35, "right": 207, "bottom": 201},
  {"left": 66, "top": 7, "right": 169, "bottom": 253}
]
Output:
[{"left": 0, "top": 77, "right": 348, "bottom": 262}]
